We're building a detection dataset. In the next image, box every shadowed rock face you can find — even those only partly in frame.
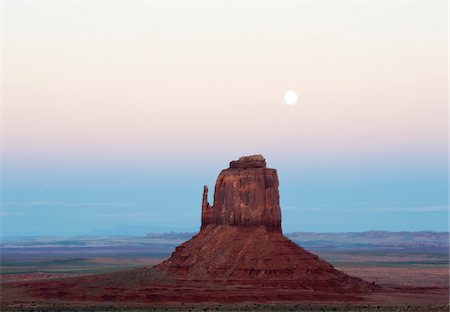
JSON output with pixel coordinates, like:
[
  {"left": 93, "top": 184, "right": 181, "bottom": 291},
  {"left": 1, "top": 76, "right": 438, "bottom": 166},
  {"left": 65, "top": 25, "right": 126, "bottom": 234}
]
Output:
[{"left": 201, "top": 155, "right": 281, "bottom": 232}]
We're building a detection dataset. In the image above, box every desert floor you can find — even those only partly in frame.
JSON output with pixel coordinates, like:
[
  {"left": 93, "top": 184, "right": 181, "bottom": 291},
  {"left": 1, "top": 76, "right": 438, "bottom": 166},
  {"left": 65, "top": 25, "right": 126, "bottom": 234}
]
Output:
[{"left": 1, "top": 237, "right": 448, "bottom": 311}]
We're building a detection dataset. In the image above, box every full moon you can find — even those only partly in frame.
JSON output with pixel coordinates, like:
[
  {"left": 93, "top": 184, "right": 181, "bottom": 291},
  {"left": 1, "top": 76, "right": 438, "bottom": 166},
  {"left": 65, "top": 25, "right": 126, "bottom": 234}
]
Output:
[{"left": 284, "top": 90, "right": 298, "bottom": 105}]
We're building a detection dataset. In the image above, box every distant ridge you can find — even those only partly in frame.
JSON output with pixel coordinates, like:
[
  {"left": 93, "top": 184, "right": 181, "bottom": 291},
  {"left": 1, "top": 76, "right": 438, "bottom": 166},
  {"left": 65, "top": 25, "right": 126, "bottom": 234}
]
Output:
[
  {"left": 144, "top": 231, "right": 449, "bottom": 249},
  {"left": 286, "top": 231, "right": 449, "bottom": 250},
  {"left": 145, "top": 231, "right": 195, "bottom": 240}
]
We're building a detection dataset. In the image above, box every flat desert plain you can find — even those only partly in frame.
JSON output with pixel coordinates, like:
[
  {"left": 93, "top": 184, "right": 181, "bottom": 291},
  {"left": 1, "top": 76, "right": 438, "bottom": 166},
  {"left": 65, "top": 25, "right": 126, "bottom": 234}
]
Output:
[{"left": 1, "top": 233, "right": 448, "bottom": 311}]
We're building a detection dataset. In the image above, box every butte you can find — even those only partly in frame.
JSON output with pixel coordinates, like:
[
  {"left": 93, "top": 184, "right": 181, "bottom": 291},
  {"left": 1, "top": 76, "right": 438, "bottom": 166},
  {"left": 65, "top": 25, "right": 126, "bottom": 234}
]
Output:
[{"left": 155, "top": 155, "right": 373, "bottom": 295}]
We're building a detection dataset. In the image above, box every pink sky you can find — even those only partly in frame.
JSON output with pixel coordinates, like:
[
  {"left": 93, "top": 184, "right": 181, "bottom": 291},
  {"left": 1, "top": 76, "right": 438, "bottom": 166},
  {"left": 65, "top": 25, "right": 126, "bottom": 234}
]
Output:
[{"left": 3, "top": 0, "right": 448, "bottom": 168}]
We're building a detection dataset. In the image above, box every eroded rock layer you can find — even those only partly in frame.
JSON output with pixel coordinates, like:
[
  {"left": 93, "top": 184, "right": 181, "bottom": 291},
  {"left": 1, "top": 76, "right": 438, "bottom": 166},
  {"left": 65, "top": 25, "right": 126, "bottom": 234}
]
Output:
[{"left": 156, "top": 224, "right": 371, "bottom": 293}]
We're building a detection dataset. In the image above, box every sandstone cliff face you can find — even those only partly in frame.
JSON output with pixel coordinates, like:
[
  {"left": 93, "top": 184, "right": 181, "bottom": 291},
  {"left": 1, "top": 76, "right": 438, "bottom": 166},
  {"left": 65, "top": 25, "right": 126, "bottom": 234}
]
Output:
[
  {"left": 156, "top": 155, "right": 373, "bottom": 293},
  {"left": 201, "top": 155, "right": 281, "bottom": 232}
]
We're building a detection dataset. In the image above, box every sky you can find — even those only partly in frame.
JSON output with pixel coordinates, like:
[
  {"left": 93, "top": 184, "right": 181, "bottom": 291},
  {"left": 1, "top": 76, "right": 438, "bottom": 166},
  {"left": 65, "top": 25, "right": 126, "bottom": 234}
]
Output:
[{"left": 1, "top": 0, "right": 448, "bottom": 236}]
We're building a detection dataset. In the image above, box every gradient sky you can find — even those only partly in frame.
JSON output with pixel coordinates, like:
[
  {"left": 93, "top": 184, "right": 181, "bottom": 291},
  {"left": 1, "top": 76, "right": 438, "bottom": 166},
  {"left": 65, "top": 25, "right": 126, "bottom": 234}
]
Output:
[{"left": 1, "top": 0, "right": 448, "bottom": 236}]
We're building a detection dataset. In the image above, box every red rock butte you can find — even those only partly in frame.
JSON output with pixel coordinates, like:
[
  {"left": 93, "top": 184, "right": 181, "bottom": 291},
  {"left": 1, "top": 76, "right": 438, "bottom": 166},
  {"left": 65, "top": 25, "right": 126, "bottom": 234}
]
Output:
[
  {"left": 155, "top": 155, "right": 372, "bottom": 293},
  {"left": 201, "top": 155, "right": 281, "bottom": 231}
]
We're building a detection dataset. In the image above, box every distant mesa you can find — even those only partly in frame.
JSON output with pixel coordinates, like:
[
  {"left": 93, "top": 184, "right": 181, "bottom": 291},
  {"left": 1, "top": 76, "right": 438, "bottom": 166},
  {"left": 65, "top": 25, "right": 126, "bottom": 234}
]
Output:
[{"left": 156, "top": 155, "right": 373, "bottom": 292}]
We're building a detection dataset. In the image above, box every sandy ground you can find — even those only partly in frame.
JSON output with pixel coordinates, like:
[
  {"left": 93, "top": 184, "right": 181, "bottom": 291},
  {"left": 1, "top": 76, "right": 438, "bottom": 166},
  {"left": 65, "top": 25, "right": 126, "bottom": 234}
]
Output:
[
  {"left": 338, "top": 266, "right": 449, "bottom": 288},
  {"left": 1, "top": 245, "right": 448, "bottom": 310}
]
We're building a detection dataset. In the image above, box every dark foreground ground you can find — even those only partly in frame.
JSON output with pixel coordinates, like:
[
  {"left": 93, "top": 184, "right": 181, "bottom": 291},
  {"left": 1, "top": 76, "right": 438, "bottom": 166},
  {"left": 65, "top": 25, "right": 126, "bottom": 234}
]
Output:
[
  {"left": 1, "top": 234, "right": 448, "bottom": 311},
  {"left": 1, "top": 303, "right": 449, "bottom": 312}
]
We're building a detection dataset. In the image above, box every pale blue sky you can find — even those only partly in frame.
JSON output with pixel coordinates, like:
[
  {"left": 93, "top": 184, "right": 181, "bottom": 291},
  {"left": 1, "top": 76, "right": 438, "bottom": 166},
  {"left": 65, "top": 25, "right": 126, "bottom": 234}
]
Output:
[
  {"left": 1, "top": 0, "right": 448, "bottom": 236},
  {"left": 1, "top": 156, "right": 447, "bottom": 236}
]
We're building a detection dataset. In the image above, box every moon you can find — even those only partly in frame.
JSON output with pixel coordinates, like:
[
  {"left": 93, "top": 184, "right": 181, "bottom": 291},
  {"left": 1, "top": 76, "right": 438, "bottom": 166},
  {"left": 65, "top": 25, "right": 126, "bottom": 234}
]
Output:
[{"left": 284, "top": 90, "right": 298, "bottom": 106}]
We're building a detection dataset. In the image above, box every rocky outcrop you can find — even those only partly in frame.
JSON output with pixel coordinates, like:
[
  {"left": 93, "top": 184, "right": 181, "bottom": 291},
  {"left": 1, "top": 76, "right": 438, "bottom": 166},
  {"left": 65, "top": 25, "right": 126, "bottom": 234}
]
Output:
[
  {"left": 229, "top": 155, "right": 266, "bottom": 169},
  {"left": 201, "top": 155, "right": 281, "bottom": 231},
  {"left": 156, "top": 155, "right": 374, "bottom": 294}
]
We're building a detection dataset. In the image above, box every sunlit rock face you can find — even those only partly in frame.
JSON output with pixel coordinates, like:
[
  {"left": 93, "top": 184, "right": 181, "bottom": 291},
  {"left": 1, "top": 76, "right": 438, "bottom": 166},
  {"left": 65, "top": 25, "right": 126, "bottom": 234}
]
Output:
[
  {"left": 156, "top": 155, "right": 372, "bottom": 295},
  {"left": 201, "top": 155, "right": 281, "bottom": 232}
]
